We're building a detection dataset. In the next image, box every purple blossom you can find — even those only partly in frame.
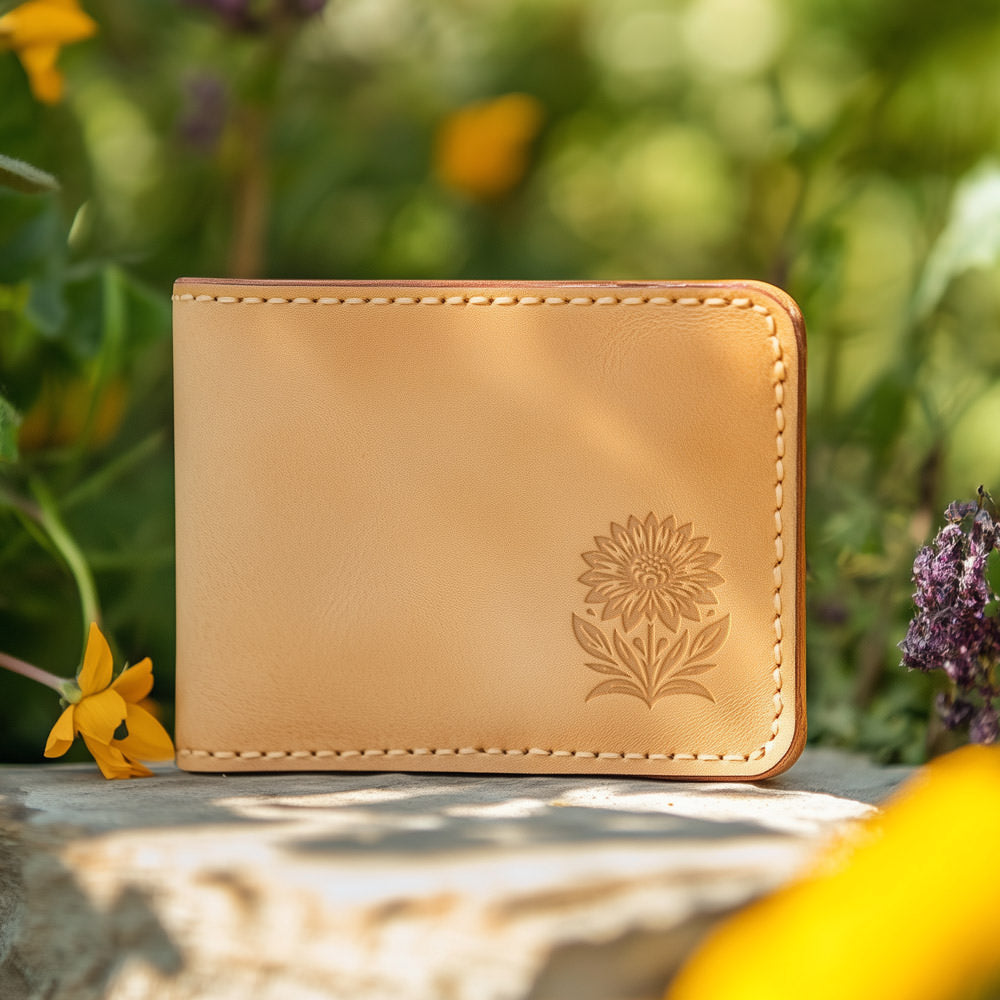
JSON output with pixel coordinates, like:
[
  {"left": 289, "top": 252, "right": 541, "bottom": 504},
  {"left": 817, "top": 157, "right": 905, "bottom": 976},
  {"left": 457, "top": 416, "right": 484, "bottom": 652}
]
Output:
[
  {"left": 178, "top": 75, "right": 228, "bottom": 151},
  {"left": 184, "top": 0, "right": 255, "bottom": 30},
  {"left": 288, "top": 0, "right": 326, "bottom": 14},
  {"left": 971, "top": 704, "right": 1000, "bottom": 744},
  {"left": 935, "top": 692, "right": 975, "bottom": 730},
  {"left": 901, "top": 491, "right": 1000, "bottom": 744},
  {"left": 182, "top": 0, "right": 326, "bottom": 30}
]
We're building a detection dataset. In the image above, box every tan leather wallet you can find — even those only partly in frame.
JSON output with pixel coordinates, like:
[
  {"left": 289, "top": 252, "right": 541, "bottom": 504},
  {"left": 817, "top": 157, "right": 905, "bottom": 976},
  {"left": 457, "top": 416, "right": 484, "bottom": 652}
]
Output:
[{"left": 172, "top": 279, "right": 806, "bottom": 780}]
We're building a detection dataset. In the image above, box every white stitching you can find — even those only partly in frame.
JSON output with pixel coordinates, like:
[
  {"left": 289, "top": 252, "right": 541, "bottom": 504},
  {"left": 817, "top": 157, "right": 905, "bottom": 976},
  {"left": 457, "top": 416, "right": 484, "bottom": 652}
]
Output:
[{"left": 178, "top": 747, "right": 765, "bottom": 762}]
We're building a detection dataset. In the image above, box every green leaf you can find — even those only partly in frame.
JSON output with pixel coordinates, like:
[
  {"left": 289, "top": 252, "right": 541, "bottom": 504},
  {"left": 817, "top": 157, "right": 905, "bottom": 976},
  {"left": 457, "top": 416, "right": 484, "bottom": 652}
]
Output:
[
  {"left": 0, "top": 153, "right": 59, "bottom": 195},
  {"left": 987, "top": 548, "right": 1000, "bottom": 598},
  {"left": 0, "top": 194, "right": 64, "bottom": 284},
  {"left": 914, "top": 160, "right": 1000, "bottom": 318},
  {"left": 0, "top": 394, "right": 21, "bottom": 464}
]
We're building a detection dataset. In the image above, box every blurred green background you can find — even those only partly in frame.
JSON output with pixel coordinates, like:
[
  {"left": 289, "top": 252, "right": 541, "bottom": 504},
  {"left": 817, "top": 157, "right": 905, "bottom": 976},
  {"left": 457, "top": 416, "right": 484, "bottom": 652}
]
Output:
[{"left": 3, "top": 0, "right": 1000, "bottom": 764}]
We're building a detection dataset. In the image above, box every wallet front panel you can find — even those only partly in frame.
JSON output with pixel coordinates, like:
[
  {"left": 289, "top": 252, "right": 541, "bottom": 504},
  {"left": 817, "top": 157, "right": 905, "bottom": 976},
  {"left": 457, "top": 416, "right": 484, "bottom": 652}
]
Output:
[{"left": 172, "top": 280, "right": 805, "bottom": 779}]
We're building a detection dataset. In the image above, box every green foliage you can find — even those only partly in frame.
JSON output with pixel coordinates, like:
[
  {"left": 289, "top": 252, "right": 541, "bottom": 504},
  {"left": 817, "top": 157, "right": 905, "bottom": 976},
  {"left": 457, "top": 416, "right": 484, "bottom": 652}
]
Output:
[
  {"left": 0, "top": 154, "right": 59, "bottom": 195},
  {"left": 4, "top": 0, "right": 1000, "bottom": 763},
  {"left": 0, "top": 395, "right": 20, "bottom": 464}
]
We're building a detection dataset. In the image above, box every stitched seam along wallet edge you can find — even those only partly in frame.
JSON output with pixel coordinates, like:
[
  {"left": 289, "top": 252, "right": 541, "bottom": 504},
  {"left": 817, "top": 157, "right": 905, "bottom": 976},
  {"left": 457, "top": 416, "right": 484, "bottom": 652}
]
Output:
[{"left": 172, "top": 279, "right": 806, "bottom": 780}]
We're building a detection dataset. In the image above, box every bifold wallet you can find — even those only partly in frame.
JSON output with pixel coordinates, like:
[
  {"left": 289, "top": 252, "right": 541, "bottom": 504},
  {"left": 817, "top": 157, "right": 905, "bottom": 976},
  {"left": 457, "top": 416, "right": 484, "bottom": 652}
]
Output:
[{"left": 172, "top": 279, "right": 806, "bottom": 780}]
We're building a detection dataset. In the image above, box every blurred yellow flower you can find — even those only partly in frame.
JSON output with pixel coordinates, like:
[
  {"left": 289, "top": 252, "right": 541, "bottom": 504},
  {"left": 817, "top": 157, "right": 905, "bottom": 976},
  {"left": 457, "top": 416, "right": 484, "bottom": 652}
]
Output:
[
  {"left": 666, "top": 745, "right": 1000, "bottom": 1000},
  {"left": 19, "top": 374, "right": 127, "bottom": 452},
  {"left": 434, "top": 93, "right": 544, "bottom": 200},
  {"left": 0, "top": 0, "right": 97, "bottom": 104},
  {"left": 44, "top": 622, "right": 174, "bottom": 779}
]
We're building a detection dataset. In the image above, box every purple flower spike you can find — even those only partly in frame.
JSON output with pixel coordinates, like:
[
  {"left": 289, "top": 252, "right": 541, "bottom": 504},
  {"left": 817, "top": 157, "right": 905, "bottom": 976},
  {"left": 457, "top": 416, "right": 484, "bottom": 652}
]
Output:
[
  {"left": 971, "top": 704, "right": 1000, "bottom": 744},
  {"left": 178, "top": 74, "right": 228, "bottom": 151},
  {"left": 901, "top": 491, "right": 1000, "bottom": 744}
]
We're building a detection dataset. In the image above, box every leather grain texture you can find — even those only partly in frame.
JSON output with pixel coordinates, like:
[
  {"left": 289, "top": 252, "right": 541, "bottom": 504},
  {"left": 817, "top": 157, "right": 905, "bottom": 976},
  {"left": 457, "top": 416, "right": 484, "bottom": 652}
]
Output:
[{"left": 172, "top": 280, "right": 806, "bottom": 779}]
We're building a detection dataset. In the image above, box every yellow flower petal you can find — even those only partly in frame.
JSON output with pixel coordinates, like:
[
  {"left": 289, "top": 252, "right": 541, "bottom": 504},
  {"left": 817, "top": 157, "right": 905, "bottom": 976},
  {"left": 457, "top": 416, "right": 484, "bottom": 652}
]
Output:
[
  {"left": 116, "top": 703, "right": 174, "bottom": 761},
  {"left": 73, "top": 686, "right": 126, "bottom": 745},
  {"left": 77, "top": 621, "right": 113, "bottom": 695},
  {"left": 111, "top": 657, "right": 154, "bottom": 704},
  {"left": 434, "top": 93, "right": 544, "bottom": 200},
  {"left": 82, "top": 734, "right": 150, "bottom": 779},
  {"left": 15, "top": 42, "right": 62, "bottom": 103},
  {"left": 665, "top": 745, "right": 1000, "bottom": 1000},
  {"left": 43, "top": 703, "right": 75, "bottom": 758},
  {"left": 0, "top": 0, "right": 96, "bottom": 104},
  {"left": 0, "top": 0, "right": 97, "bottom": 49}
]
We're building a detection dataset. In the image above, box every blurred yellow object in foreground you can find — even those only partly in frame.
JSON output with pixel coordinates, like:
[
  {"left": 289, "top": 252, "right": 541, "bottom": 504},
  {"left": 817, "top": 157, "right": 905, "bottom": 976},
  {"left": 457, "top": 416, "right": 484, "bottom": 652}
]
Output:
[
  {"left": 0, "top": 0, "right": 97, "bottom": 104},
  {"left": 435, "top": 93, "right": 544, "bottom": 200},
  {"left": 666, "top": 745, "right": 1000, "bottom": 1000}
]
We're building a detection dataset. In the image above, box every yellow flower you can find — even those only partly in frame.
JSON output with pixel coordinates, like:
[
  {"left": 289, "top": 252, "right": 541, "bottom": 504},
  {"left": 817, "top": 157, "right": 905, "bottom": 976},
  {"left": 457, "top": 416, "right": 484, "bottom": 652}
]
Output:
[
  {"left": 18, "top": 373, "right": 127, "bottom": 452},
  {"left": 0, "top": 0, "right": 97, "bottom": 105},
  {"left": 44, "top": 622, "right": 174, "bottom": 779},
  {"left": 665, "top": 745, "right": 1000, "bottom": 1000},
  {"left": 434, "top": 93, "right": 544, "bottom": 200}
]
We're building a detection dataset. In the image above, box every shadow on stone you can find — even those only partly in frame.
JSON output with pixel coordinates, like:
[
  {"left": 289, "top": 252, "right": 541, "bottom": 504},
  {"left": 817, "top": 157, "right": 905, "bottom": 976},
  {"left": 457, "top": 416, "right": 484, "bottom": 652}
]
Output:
[
  {"left": 288, "top": 800, "right": 779, "bottom": 856},
  {"left": 523, "top": 909, "right": 726, "bottom": 1000},
  {"left": 0, "top": 820, "right": 183, "bottom": 1000}
]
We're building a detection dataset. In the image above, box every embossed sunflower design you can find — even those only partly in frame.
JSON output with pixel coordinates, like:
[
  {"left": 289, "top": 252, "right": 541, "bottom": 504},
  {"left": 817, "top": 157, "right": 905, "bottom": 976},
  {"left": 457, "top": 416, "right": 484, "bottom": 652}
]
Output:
[{"left": 574, "top": 513, "right": 729, "bottom": 708}]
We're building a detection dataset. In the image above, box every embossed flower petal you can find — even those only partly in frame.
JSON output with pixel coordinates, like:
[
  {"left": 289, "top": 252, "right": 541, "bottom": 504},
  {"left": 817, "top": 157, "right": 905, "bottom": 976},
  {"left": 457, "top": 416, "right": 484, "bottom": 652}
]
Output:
[
  {"left": 651, "top": 594, "right": 685, "bottom": 631},
  {"left": 580, "top": 513, "right": 725, "bottom": 631},
  {"left": 620, "top": 594, "right": 654, "bottom": 632}
]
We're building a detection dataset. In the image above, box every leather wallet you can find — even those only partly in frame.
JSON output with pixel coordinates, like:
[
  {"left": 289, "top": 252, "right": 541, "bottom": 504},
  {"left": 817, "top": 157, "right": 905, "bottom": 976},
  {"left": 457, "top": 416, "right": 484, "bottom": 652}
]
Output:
[{"left": 172, "top": 279, "right": 806, "bottom": 780}]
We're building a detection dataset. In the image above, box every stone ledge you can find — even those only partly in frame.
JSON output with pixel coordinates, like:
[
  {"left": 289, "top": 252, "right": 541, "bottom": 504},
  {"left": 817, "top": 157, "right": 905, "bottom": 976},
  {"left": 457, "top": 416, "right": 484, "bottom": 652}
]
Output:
[{"left": 0, "top": 749, "right": 912, "bottom": 1000}]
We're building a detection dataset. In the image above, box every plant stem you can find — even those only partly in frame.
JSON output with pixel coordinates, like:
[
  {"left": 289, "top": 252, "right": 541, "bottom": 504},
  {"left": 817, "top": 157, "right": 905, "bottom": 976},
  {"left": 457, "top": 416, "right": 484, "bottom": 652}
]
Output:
[
  {"left": 228, "top": 105, "right": 269, "bottom": 277},
  {"left": 62, "top": 429, "right": 164, "bottom": 512},
  {"left": 0, "top": 482, "right": 42, "bottom": 521},
  {"left": 0, "top": 650, "right": 67, "bottom": 693},
  {"left": 30, "top": 477, "right": 100, "bottom": 645}
]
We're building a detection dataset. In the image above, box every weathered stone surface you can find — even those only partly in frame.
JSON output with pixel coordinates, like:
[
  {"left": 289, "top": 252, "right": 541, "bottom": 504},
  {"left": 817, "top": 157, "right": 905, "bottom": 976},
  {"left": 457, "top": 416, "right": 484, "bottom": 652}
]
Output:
[{"left": 0, "top": 749, "right": 912, "bottom": 1000}]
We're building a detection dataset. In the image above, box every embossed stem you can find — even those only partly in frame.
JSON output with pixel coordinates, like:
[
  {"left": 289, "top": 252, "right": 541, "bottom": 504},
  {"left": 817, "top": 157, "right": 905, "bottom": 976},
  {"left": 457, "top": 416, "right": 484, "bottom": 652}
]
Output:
[{"left": 645, "top": 622, "right": 655, "bottom": 704}]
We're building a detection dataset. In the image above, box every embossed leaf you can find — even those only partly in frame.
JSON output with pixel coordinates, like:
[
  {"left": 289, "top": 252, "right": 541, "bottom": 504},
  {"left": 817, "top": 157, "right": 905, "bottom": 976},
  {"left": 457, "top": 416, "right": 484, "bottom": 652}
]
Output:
[
  {"left": 572, "top": 614, "right": 616, "bottom": 663},
  {"left": 586, "top": 661, "right": 629, "bottom": 677},
  {"left": 675, "top": 662, "right": 716, "bottom": 677},
  {"left": 654, "top": 679, "right": 716, "bottom": 703},
  {"left": 586, "top": 679, "right": 646, "bottom": 702},
  {"left": 613, "top": 629, "right": 645, "bottom": 679},
  {"left": 652, "top": 631, "right": 688, "bottom": 688},
  {"left": 688, "top": 614, "right": 730, "bottom": 663}
]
